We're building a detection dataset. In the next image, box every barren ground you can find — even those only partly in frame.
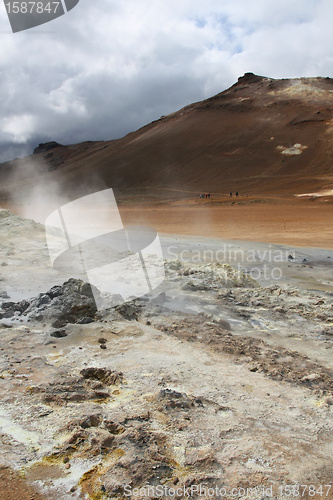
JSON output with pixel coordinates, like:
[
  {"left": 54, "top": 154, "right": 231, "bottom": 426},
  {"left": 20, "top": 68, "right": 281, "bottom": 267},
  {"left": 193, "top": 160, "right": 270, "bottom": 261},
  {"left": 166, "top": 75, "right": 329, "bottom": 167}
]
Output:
[
  {"left": 118, "top": 195, "right": 333, "bottom": 249},
  {"left": 0, "top": 200, "right": 332, "bottom": 500}
]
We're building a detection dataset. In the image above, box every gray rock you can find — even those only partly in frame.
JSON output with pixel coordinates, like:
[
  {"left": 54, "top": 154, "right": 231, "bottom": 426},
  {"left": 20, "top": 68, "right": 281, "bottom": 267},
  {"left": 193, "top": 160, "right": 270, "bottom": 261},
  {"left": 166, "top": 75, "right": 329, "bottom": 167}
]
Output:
[
  {"left": 181, "top": 281, "right": 210, "bottom": 292},
  {"left": 76, "top": 317, "right": 95, "bottom": 324},
  {"left": 50, "top": 329, "right": 67, "bottom": 338},
  {"left": 115, "top": 301, "right": 142, "bottom": 320},
  {"left": 159, "top": 388, "right": 194, "bottom": 410},
  {"left": 2, "top": 278, "right": 98, "bottom": 327},
  {"left": 301, "top": 373, "right": 321, "bottom": 383}
]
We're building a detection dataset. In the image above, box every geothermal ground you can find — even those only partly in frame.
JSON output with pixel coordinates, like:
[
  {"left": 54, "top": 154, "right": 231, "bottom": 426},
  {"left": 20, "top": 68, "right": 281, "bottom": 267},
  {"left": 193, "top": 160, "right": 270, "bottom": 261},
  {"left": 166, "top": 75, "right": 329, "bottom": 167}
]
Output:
[{"left": 0, "top": 208, "right": 332, "bottom": 499}]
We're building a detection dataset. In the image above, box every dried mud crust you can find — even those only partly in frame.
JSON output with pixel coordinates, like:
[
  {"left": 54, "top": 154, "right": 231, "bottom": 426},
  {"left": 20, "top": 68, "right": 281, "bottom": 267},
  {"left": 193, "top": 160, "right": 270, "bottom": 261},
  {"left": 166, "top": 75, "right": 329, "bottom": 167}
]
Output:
[
  {"left": 219, "top": 285, "right": 333, "bottom": 323},
  {"left": 151, "top": 314, "right": 333, "bottom": 397},
  {"left": 29, "top": 391, "right": 286, "bottom": 499},
  {"left": 1, "top": 318, "right": 333, "bottom": 499},
  {"left": 28, "top": 368, "right": 124, "bottom": 405},
  {"left": 24, "top": 378, "right": 333, "bottom": 500},
  {"left": 0, "top": 231, "right": 333, "bottom": 499}
]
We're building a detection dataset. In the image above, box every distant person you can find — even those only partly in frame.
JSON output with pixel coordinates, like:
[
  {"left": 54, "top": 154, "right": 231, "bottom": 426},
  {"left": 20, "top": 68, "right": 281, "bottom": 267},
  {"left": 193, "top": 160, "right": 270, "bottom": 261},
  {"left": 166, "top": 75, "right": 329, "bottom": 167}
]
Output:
[
  {"left": 205, "top": 193, "right": 208, "bottom": 198},
  {"left": 208, "top": 193, "right": 211, "bottom": 198},
  {"left": 230, "top": 192, "right": 232, "bottom": 197},
  {"left": 236, "top": 192, "right": 238, "bottom": 197}
]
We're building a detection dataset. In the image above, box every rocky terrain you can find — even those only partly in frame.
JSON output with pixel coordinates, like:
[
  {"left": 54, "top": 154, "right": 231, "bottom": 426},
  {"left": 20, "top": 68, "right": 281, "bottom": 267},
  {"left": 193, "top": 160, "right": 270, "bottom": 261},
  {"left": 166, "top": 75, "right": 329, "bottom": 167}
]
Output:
[{"left": 0, "top": 209, "right": 333, "bottom": 499}]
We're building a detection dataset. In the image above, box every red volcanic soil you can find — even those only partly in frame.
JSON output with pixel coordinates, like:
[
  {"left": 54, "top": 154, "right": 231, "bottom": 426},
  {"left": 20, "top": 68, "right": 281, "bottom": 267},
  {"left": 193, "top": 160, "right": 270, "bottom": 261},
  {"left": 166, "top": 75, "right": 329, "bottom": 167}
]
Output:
[
  {"left": 117, "top": 194, "right": 333, "bottom": 249},
  {"left": 0, "top": 466, "right": 46, "bottom": 500},
  {"left": 0, "top": 73, "right": 333, "bottom": 247}
]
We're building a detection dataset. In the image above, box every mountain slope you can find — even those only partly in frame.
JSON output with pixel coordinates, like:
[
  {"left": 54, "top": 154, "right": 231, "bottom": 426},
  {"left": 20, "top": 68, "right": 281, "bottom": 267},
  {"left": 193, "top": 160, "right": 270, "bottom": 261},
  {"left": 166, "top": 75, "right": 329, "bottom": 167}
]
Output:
[{"left": 1, "top": 73, "right": 333, "bottom": 210}]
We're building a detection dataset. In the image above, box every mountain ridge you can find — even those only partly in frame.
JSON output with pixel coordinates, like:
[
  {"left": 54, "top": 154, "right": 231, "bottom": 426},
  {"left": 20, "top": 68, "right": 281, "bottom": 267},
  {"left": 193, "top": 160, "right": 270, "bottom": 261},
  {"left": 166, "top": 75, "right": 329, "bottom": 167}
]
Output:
[{"left": 1, "top": 72, "right": 333, "bottom": 211}]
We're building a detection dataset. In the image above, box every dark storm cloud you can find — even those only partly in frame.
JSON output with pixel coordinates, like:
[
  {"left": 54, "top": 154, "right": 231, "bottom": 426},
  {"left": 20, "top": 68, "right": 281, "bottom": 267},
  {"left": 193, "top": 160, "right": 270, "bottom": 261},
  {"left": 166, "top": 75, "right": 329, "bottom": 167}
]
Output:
[{"left": 1, "top": 0, "right": 333, "bottom": 162}]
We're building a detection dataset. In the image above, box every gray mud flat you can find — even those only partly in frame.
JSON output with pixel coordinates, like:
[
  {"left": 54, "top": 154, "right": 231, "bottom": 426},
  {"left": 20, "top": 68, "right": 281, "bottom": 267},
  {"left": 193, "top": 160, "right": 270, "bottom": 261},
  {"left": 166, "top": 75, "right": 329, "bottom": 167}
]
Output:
[{"left": 0, "top": 209, "right": 333, "bottom": 499}]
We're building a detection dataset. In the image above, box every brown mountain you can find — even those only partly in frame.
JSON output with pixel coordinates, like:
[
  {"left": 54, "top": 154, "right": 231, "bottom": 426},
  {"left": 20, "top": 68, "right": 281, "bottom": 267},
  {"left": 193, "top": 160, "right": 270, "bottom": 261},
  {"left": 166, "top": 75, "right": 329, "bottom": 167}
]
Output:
[{"left": 1, "top": 72, "right": 333, "bottom": 213}]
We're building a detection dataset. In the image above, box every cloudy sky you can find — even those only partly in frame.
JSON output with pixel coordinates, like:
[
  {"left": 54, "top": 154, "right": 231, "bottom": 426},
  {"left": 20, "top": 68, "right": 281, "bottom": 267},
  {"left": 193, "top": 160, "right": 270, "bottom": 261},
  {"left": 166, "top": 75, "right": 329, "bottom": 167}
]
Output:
[{"left": 1, "top": 0, "right": 333, "bottom": 162}]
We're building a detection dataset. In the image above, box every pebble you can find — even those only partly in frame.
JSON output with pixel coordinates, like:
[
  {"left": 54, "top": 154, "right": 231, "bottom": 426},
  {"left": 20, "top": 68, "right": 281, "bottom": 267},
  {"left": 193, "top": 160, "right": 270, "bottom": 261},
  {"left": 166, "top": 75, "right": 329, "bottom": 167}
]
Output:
[{"left": 301, "top": 373, "right": 320, "bottom": 382}]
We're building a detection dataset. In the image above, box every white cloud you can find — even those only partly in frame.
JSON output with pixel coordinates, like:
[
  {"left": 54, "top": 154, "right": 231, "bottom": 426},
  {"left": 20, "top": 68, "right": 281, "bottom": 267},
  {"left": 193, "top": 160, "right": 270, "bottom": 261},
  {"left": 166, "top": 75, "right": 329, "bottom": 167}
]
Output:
[
  {"left": 2, "top": 114, "right": 36, "bottom": 143},
  {"left": 0, "top": 0, "right": 333, "bottom": 161}
]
